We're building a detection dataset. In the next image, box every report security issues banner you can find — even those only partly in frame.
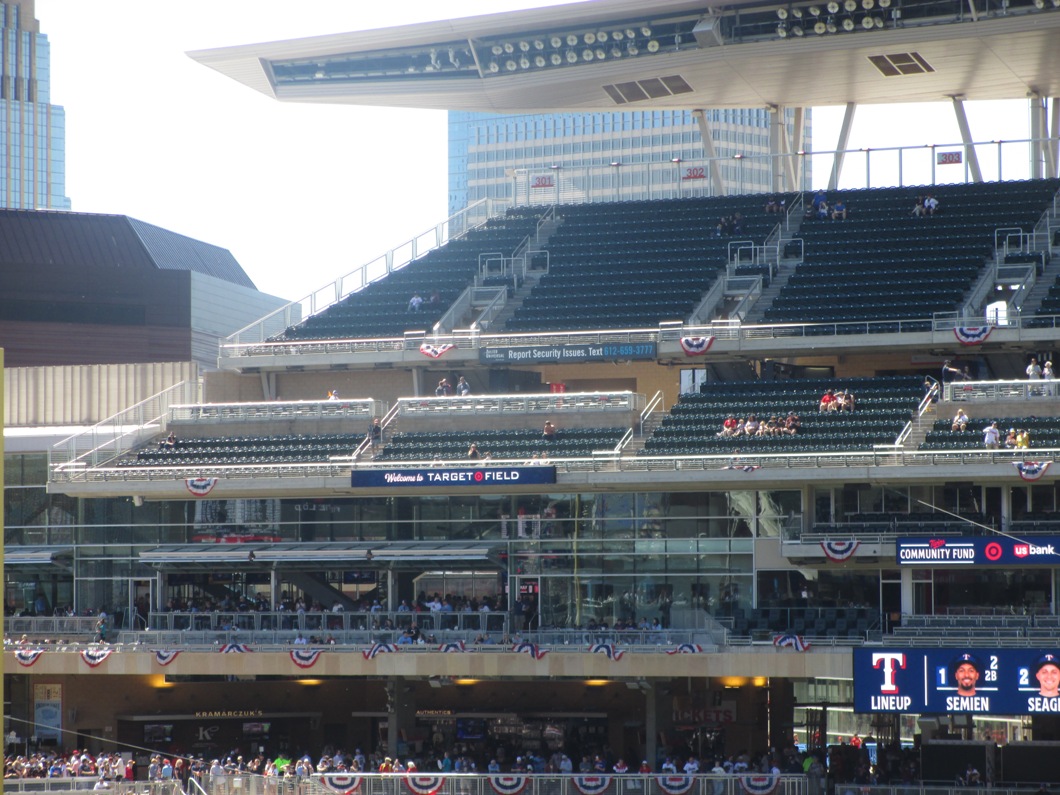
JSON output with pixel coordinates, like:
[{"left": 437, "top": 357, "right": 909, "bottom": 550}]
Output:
[{"left": 853, "top": 648, "right": 1060, "bottom": 715}]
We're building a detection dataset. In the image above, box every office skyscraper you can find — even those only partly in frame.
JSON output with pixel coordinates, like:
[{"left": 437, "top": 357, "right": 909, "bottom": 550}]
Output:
[
  {"left": 0, "top": 0, "right": 70, "bottom": 209},
  {"left": 448, "top": 108, "right": 809, "bottom": 215}
]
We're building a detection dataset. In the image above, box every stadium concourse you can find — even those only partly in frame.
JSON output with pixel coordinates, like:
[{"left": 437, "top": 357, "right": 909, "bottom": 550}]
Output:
[{"left": 8, "top": 0, "right": 1060, "bottom": 787}]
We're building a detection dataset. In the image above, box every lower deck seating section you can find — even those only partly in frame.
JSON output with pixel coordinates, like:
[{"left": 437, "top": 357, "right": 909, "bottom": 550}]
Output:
[
  {"left": 275, "top": 211, "right": 543, "bottom": 341},
  {"left": 765, "top": 178, "right": 1060, "bottom": 329},
  {"left": 725, "top": 606, "right": 880, "bottom": 639},
  {"left": 1031, "top": 275, "right": 1060, "bottom": 326},
  {"left": 376, "top": 427, "right": 627, "bottom": 462},
  {"left": 505, "top": 194, "right": 788, "bottom": 332},
  {"left": 120, "top": 434, "right": 361, "bottom": 466},
  {"left": 921, "top": 415, "right": 1060, "bottom": 450},
  {"left": 641, "top": 375, "right": 923, "bottom": 456},
  {"left": 890, "top": 614, "right": 1051, "bottom": 641}
]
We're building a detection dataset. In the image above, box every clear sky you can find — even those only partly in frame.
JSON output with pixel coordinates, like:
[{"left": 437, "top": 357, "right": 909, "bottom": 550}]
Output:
[{"left": 37, "top": 0, "right": 1031, "bottom": 303}]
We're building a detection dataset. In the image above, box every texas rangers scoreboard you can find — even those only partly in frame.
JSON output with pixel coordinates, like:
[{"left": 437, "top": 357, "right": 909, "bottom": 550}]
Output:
[{"left": 854, "top": 649, "right": 1060, "bottom": 715}]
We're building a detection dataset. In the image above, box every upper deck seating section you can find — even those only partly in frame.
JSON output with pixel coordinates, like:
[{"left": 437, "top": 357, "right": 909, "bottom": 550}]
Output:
[
  {"left": 505, "top": 194, "right": 789, "bottom": 333},
  {"left": 921, "top": 415, "right": 1060, "bottom": 450},
  {"left": 274, "top": 211, "right": 543, "bottom": 342},
  {"left": 641, "top": 375, "right": 923, "bottom": 456},
  {"left": 119, "top": 434, "right": 362, "bottom": 467},
  {"left": 376, "top": 427, "right": 628, "bottom": 462},
  {"left": 765, "top": 179, "right": 1060, "bottom": 330}
]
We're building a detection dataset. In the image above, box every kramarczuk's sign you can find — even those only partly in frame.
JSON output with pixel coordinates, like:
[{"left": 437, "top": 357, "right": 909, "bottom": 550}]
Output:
[
  {"left": 352, "top": 466, "right": 556, "bottom": 488},
  {"left": 896, "top": 536, "right": 1060, "bottom": 566},
  {"left": 480, "top": 342, "right": 657, "bottom": 364}
]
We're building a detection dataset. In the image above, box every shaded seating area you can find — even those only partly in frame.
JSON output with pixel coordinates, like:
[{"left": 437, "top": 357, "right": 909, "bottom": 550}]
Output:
[
  {"left": 1030, "top": 276, "right": 1060, "bottom": 326},
  {"left": 505, "top": 195, "right": 786, "bottom": 332},
  {"left": 276, "top": 212, "right": 544, "bottom": 341},
  {"left": 726, "top": 606, "right": 880, "bottom": 639},
  {"left": 641, "top": 376, "right": 923, "bottom": 456},
  {"left": 119, "top": 434, "right": 362, "bottom": 466},
  {"left": 764, "top": 178, "right": 1060, "bottom": 329},
  {"left": 921, "top": 416, "right": 1060, "bottom": 449},
  {"left": 376, "top": 427, "right": 628, "bottom": 461},
  {"left": 812, "top": 511, "right": 993, "bottom": 535}
]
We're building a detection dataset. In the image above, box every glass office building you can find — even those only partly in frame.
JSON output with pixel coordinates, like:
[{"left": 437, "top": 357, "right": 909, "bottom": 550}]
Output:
[
  {"left": 448, "top": 108, "right": 809, "bottom": 214},
  {"left": 0, "top": 0, "right": 70, "bottom": 210}
]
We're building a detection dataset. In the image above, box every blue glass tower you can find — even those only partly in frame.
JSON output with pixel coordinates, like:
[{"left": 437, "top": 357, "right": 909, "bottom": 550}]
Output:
[
  {"left": 448, "top": 108, "right": 809, "bottom": 215},
  {"left": 0, "top": 0, "right": 70, "bottom": 210}
]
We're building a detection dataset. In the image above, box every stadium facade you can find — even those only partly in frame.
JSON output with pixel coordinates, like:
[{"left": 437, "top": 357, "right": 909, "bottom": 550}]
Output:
[
  {"left": 6, "top": 0, "right": 1060, "bottom": 783},
  {"left": 0, "top": 0, "right": 69, "bottom": 210}
]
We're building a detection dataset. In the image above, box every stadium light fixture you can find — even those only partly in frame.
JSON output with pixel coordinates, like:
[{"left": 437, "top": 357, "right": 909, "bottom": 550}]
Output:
[
  {"left": 584, "top": 32, "right": 597, "bottom": 44},
  {"left": 627, "top": 42, "right": 640, "bottom": 55},
  {"left": 777, "top": 7, "right": 789, "bottom": 19},
  {"left": 827, "top": 1, "right": 840, "bottom": 12},
  {"left": 595, "top": 48, "right": 607, "bottom": 59},
  {"left": 488, "top": 61, "right": 500, "bottom": 72},
  {"left": 519, "top": 40, "right": 530, "bottom": 51},
  {"left": 550, "top": 53, "right": 563, "bottom": 65},
  {"left": 792, "top": 24, "right": 805, "bottom": 35},
  {"left": 792, "top": 7, "right": 804, "bottom": 17},
  {"left": 612, "top": 30, "right": 625, "bottom": 40},
  {"left": 533, "top": 39, "right": 546, "bottom": 50},
  {"left": 566, "top": 33, "right": 579, "bottom": 46},
  {"left": 641, "top": 26, "right": 653, "bottom": 36},
  {"left": 581, "top": 49, "right": 594, "bottom": 61},
  {"left": 647, "top": 39, "right": 661, "bottom": 52},
  {"left": 491, "top": 45, "right": 503, "bottom": 56},
  {"left": 550, "top": 35, "right": 563, "bottom": 48},
  {"left": 844, "top": 0, "right": 858, "bottom": 11},
  {"left": 1052, "top": 0, "right": 1060, "bottom": 8},
  {"left": 842, "top": 17, "right": 855, "bottom": 29},
  {"left": 814, "top": 20, "right": 827, "bottom": 32},
  {"left": 597, "top": 31, "right": 608, "bottom": 42},
  {"left": 777, "top": 23, "right": 789, "bottom": 35},
  {"left": 875, "top": 16, "right": 885, "bottom": 27},
  {"left": 877, "top": 0, "right": 890, "bottom": 6},
  {"left": 625, "top": 28, "right": 637, "bottom": 38},
  {"left": 808, "top": 5, "right": 822, "bottom": 14},
  {"left": 505, "top": 59, "right": 518, "bottom": 71},
  {"left": 519, "top": 56, "right": 531, "bottom": 69},
  {"left": 566, "top": 50, "right": 578, "bottom": 63},
  {"left": 535, "top": 55, "right": 547, "bottom": 67},
  {"left": 503, "top": 42, "right": 515, "bottom": 54},
  {"left": 862, "top": 0, "right": 874, "bottom": 7},
  {"left": 611, "top": 46, "right": 623, "bottom": 58},
  {"left": 826, "top": 18, "right": 838, "bottom": 31},
  {"left": 861, "top": 16, "right": 876, "bottom": 28},
  {"left": 1033, "top": 0, "right": 1045, "bottom": 7}
]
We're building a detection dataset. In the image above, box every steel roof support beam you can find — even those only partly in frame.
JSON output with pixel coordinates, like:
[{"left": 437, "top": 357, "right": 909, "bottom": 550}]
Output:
[
  {"left": 692, "top": 109, "right": 726, "bottom": 196},
  {"left": 827, "top": 102, "right": 857, "bottom": 191},
  {"left": 1050, "top": 97, "right": 1060, "bottom": 179},
  {"left": 951, "top": 95, "right": 984, "bottom": 183},
  {"left": 1030, "top": 93, "right": 1045, "bottom": 179}
]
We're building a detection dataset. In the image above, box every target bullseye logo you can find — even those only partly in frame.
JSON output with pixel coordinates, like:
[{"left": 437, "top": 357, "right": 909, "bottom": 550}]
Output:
[
  {"left": 985, "top": 542, "right": 1002, "bottom": 561},
  {"left": 474, "top": 471, "right": 484, "bottom": 482}
]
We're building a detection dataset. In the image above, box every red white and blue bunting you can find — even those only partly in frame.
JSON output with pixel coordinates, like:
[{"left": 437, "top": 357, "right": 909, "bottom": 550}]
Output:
[
  {"left": 154, "top": 650, "right": 182, "bottom": 666},
  {"left": 438, "top": 641, "right": 466, "bottom": 653},
  {"left": 588, "top": 642, "right": 624, "bottom": 661},
  {"left": 220, "top": 643, "right": 252, "bottom": 654},
  {"left": 1014, "top": 461, "right": 1052, "bottom": 482},
  {"left": 316, "top": 775, "right": 363, "bottom": 795},
  {"left": 666, "top": 644, "right": 703, "bottom": 655},
  {"left": 290, "top": 649, "right": 323, "bottom": 669},
  {"left": 80, "top": 648, "right": 113, "bottom": 667},
  {"left": 655, "top": 776, "right": 696, "bottom": 795},
  {"left": 419, "top": 343, "right": 455, "bottom": 359},
  {"left": 820, "top": 539, "right": 860, "bottom": 562},
  {"left": 773, "top": 634, "right": 811, "bottom": 652},
  {"left": 404, "top": 775, "right": 446, "bottom": 795},
  {"left": 953, "top": 326, "right": 993, "bottom": 346},
  {"left": 363, "top": 643, "right": 399, "bottom": 660},
  {"left": 679, "top": 336, "right": 715, "bottom": 356},
  {"left": 185, "top": 477, "right": 219, "bottom": 497},
  {"left": 14, "top": 648, "right": 45, "bottom": 667},
  {"left": 512, "top": 641, "right": 548, "bottom": 660},
  {"left": 738, "top": 776, "right": 780, "bottom": 795},
  {"left": 488, "top": 775, "right": 529, "bottom": 795},
  {"left": 571, "top": 776, "right": 613, "bottom": 795}
]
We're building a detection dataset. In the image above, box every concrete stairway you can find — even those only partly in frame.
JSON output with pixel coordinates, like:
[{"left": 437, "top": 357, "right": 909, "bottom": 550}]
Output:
[
  {"left": 742, "top": 216, "right": 804, "bottom": 325},
  {"left": 901, "top": 403, "right": 937, "bottom": 451}
]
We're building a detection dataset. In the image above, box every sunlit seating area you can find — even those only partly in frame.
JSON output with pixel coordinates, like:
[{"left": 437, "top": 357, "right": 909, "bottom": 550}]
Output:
[
  {"left": 764, "top": 178, "right": 1060, "bottom": 328},
  {"left": 376, "top": 426, "right": 628, "bottom": 461},
  {"left": 641, "top": 376, "right": 923, "bottom": 456},
  {"left": 503, "top": 195, "right": 787, "bottom": 332},
  {"left": 920, "top": 415, "right": 1060, "bottom": 449}
]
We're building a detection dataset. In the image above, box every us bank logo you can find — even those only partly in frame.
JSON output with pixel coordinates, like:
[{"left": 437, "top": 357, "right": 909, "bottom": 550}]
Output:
[{"left": 871, "top": 652, "right": 912, "bottom": 710}]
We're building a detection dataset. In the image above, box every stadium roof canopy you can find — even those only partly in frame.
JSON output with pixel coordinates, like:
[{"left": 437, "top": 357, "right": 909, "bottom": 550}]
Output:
[{"left": 189, "top": 0, "right": 1060, "bottom": 113}]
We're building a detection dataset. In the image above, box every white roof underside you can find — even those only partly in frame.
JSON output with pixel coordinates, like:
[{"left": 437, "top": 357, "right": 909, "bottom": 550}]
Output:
[{"left": 188, "top": 0, "right": 1060, "bottom": 111}]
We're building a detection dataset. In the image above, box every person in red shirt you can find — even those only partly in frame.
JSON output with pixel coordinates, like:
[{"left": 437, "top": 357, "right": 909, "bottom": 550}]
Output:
[{"left": 819, "top": 389, "right": 836, "bottom": 412}]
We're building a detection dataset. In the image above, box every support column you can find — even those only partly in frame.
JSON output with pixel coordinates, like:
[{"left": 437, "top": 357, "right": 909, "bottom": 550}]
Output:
[
  {"left": 768, "top": 678, "right": 796, "bottom": 751},
  {"left": 769, "top": 105, "right": 784, "bottom": 193},
  {"left": 386, "top": 680, "right": 416, "bottom": 758},
  {"left": 260, "top": 372, "right": 276, "bottom": 401},
  {"left": 828, "top": 102, "right": 857, "bottom": 191},
  {"left": 411, "top": 368, "right": 423, "bottom": 397},
  {"left": 900, "top": 568, "right": 914, "bottom": 616},
  {"left": 692, "top": 109, "right": 726, "bottom": 196},
  {"left": 950, "top": 96, "right": 984, "bottom": 182},
  {"left": 1030, "top": 94, "right": 1045, "bottom": 180},
  {"left": 790, "top": 107, "right": 806, "bottom": 192},
  {"left": 645, "top": 683, "right": 657, "bottom": 769},
  {"left": 270, "top": 568, "right": 279, "bottom": 613},
  {"left": 1050, "top": 98, "right": 1060, "bottom": 179}
]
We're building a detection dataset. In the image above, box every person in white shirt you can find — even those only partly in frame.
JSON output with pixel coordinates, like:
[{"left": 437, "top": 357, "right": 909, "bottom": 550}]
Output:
[
  {"left": 1027, "top": 357, "right": 1042, "bottom": 379},
  {"left": 983, "top": 422, "right": 1000, "bottom": 449}
]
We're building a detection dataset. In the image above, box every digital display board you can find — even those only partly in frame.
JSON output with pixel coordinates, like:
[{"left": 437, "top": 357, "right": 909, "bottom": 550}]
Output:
[
  {"left": 351, "top": 466, "right": 556, "bottom": 488},
  {"left": 854, "top": 648, "right": 1060, "bottom": 715},
  {"left": 896, "top": 536, "right": 1060, "bottom": 566},
  {"left": 479, "top": 342, "right": 657, "bottom": 364}
]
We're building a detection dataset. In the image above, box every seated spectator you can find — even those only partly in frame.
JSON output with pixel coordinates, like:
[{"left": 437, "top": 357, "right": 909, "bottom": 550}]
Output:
[
  {"left": 542, "top": 420, "right": 558, "bottom": 442},
  {"left": 717, "top": 415, "right": 739, "bottom": 437},
  {"left": 782, "top": 412, "right": 800, "bottom": 435},
  {"left": 435, "top": 378, "right": 452, "bottom": 397},
  {"left": 983, "top": 421, "right": 1000, "bottom": 449},
  {"left": 730, "top": 417, "right": 747, "bottom": 437},
  {"left": 467, "top": 442, "right": 482, "bottom": 460},
  {"left": 951, "top": 409, "right": 969, "bottom": 432},
  {"left": 407, "top": 293, "right": 424, "bottom": 312},
  {"left": 1003, "top": 428, "right": 1018, "bottom": 448},
  {"left": 158, "top": 432, "right": 177, "bottom": 448},
  {"left": 831, "top": 197, "right": 847, "bottom": 220},
  {"left": 835, "top": 390, "right": 855, "bottom": 412},
  {"left": 742, "top": 415, "right": 760, "bottom": 436},
  {"left": 764, "top": 195, "right": 780, "bottom": 213},
  {"left": 819, "top": 389, "right": 837, "bottom": 412},
  {"left": 1016, "top": 429, "right": 1031, "bottom": 449},
  {"left": 912, "top": 196, "right": 926, "bottom": 217},
  {"left": 816, "top": 200, "right": 830, "bottom": 220},
  {"left": 327, "top": 389, "right": 339, "bottom": 400},
  {"left": 923, "top": 194, "right": 939, "bottom": 216},
  {"left": 811, "top": 189, "right": 827, "bottom": 211},
  {"left": 731, "top": 212, "right": 745, "bottom": 235}
]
